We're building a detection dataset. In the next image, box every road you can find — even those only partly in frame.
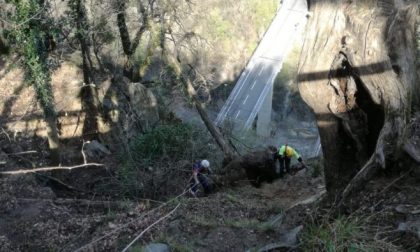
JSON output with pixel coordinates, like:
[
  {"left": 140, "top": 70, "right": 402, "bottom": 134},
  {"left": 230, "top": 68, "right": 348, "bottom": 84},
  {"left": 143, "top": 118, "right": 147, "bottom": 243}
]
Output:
[{"left": 215, "top": 0, "right": 308, "bottom": 131}]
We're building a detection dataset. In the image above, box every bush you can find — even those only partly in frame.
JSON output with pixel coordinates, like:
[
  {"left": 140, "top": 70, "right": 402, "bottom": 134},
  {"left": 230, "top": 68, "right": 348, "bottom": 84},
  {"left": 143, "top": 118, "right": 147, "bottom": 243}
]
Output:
[
  {"left": 117, "top": 122, "right": 222, "bottom": 198},
  {"left": 129, "top": 123, "right": 194, "bottom": 165},
  {"left": 301, "top": 215, "right": 400, "bottom": 252}
]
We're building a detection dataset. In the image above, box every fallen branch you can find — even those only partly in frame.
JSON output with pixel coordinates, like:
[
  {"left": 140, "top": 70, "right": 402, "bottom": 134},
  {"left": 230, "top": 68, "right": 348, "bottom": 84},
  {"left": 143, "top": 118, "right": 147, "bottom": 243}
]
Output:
[
  {"left": 5, "top": 150, "right": 37, "bottom": 156},
  {"left": 121, "top": 203, "right": 180, "bottom": 252},
  {"left": 0, "top": 163, "right": 104, "bottom": 175}
]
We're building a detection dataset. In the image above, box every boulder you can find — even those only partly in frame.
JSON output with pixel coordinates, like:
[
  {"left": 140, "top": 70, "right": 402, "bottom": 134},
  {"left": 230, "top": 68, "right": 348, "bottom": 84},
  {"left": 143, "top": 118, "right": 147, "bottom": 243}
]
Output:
[
  {"left": 84, "top": 140, "right": 111, "bottom": 160},
  {"left": 142, "top": 243, "right": 170, "bottom": 252},
  {"left": 397, "top": 221, "right": 420, "bottom": 239},
  {"left": 250, "top": 225, "right": 303, "bottom": 252}
]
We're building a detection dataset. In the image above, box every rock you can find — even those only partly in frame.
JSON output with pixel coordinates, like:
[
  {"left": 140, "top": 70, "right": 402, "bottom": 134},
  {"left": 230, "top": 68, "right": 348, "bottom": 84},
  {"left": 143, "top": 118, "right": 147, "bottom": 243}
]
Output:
[
  {"left": 395, "top": 205, "right": 420, "bottom": 215},
  {"left": 397, "top": 221, "right": 420, "bottom": 238},
  {"left": 289, "top": 190, "right": 326, "bottom": 209},
  {"left": 278, "top": 225, "right": 303, "bottom": 246},
  {"left": 250, "top": 225, "right": 303, "bottom": 252},
  {"left": 0, "top": 151, "right": 8, "bottom": 166},
  {"left": 142, "top": 243, "right": 170, "bottom": 252},
  {"left": 84, "top": 140, "right": 111, "bottom": 159}
]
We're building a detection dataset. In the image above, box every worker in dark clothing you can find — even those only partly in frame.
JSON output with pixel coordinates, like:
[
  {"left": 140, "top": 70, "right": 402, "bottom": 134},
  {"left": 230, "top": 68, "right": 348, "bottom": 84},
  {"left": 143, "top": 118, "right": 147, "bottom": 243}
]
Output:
[
  {"left": 275, "top": 144, "right": 306, "bottom": 177},
  {"left": 189, "top": 159, "right": 213, "bottom": 197}
]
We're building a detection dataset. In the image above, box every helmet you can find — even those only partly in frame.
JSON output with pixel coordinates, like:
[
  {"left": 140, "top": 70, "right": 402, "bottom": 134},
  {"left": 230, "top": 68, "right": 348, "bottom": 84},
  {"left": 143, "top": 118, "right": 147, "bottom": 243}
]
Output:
[{"left": 201, "top": 159, "right": 210, "bottom": 168}]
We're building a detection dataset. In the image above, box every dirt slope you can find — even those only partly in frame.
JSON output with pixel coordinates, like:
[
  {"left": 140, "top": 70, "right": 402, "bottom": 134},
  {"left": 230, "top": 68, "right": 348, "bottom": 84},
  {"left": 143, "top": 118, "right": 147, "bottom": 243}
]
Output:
[{"left": 0, "top": 168, "right": 324, "bottom": 251}]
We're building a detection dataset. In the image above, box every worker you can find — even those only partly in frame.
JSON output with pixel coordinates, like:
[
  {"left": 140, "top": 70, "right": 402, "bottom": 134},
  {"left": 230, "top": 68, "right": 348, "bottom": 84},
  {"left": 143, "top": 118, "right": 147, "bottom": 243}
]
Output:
[
  {"left": 275, "top": 144, "right": 306, "bottom": 177},
  {"left": 189, "top": 159, "right": 213, "bottom": 197}
]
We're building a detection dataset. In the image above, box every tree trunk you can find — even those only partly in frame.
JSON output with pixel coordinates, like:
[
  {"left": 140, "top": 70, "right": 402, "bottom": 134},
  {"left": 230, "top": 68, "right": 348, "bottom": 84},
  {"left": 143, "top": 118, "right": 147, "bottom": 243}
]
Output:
[
  {"left": 298, "top": 0, "right": 418, "bottom": 198},
  {"left": 116, "top": 0, "right": 149, "bottom": 81},
  {"left": 70, "top": 0, "right": 100, "bottom": 140},
  {"left": 117, "top": 0, "right": 132, "bottom": 56},
  {"left": 0, "top": 35, "right": 8, "bottom": 54},
  {"left": 45, "top": 115, "right": 61, "bottom": 164}
]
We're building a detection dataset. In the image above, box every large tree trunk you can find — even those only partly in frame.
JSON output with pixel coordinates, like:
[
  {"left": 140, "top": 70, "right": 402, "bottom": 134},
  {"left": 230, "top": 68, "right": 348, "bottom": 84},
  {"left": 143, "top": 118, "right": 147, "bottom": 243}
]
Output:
[{"left": 298, "top": 0, "right": 418, "bottom": 198}]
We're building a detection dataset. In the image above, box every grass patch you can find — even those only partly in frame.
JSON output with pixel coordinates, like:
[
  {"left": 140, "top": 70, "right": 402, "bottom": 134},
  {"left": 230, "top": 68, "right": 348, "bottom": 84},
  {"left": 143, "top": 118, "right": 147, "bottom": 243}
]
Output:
[
  {"left": 225, "top": 219, "right": 275, "bottom": 232},
  {"left": 225, "top": 193, "right": 242, "bottom": 204},
  {"left": 191, "top": 215, "right": 275, "bottom": 233},
  {"left": 301, "top": 215, "right": 400, "bottom": 252},
  {"left": 191, "top": 216, "right": 219, "bottom": 228}
]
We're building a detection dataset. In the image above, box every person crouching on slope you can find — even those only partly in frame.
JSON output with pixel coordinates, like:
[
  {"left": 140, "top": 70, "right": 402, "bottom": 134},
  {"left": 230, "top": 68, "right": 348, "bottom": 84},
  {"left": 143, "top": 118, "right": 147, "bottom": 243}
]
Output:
[
  {"left": 275, "top": 144, "right": 307, "bottom": 177},
  {"left": 189, "top": 159, "right": 213, "bottom": 197}
]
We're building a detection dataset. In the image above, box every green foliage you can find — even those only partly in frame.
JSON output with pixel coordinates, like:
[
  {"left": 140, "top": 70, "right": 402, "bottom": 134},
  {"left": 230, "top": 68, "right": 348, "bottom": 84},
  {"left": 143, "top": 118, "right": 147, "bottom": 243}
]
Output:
[
  {"left": 131, "top": 23, "right": 161, "bottom": 78},
  {"left": 302, "top": 217, "right": 360, "bottom": 252},
  {"left": 129, "top": 123, "right": 194, "bottom": 164},
  {"left": 9, "top": 0, "right": 57, "bottom": 117},
  {"left": 208, "top": 8, "right": 233, "bottom": 40},
  {"left": 117, "top": 122, "right": 221, "bottom": 197},
  {"left": 191, "top": 214, "right": 275, "bottom": 233},
  {"left": 248, "top": 0, "right": 278, "bottom": 29},
  {"left": 118, "top": 123, "right": 192, "bottom": 196},
  {"left": 201, "top": 0, "right": 278, "bottom": 53},
  {"left": 301, "top": 216, "right": 399, "bottom": 252},
  {"left": 308, "top": 158, "right": 324, "bottom": 178}
]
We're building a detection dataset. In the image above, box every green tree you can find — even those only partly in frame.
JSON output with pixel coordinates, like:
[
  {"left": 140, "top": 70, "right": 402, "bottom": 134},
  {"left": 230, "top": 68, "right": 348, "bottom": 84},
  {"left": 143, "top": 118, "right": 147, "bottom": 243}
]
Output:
[{"left": 9, "top": 0, "right": 61, "bottom": 164}]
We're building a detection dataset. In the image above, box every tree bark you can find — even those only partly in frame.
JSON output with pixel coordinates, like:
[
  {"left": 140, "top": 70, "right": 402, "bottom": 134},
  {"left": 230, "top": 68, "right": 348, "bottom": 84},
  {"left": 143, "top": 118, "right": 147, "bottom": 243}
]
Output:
[
  {"left": 0, "top": 35, "right": 8, "bottom": 54},
  {"left": 70, "top": 0, "right": 100, "bottom": 140},
  {"left": 116, "top": 0, "right": 149, "bottom": 81},
  {"left": 298, "top": 0, "right": 418, "bottom": 198}
]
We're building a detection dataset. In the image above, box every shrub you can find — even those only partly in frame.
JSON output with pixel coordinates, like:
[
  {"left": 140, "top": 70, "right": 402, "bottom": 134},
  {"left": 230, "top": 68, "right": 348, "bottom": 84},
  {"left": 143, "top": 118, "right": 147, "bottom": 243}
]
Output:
[
  {"left": 128, "top": 123, "right": 194, "bottom": 165},
  {"left": 301, "top": 215, "right": 400, "bottom": 252},
  {"left": 117, "top": 122, "right": 222, "bottom": 198}
]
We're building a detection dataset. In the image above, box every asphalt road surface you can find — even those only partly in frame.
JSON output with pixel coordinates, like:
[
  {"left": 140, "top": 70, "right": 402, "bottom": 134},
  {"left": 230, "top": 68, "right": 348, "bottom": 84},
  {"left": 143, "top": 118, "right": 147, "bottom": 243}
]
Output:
[{"left": 215, "top": 0, "right": 308, "bottom": 131}]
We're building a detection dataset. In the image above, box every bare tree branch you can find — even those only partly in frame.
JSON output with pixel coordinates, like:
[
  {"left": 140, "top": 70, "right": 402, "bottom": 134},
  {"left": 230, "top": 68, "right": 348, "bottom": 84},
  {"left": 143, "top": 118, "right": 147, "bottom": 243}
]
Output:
[{"left": 0, "top": 163, "right": 104, "bottom": 175}]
